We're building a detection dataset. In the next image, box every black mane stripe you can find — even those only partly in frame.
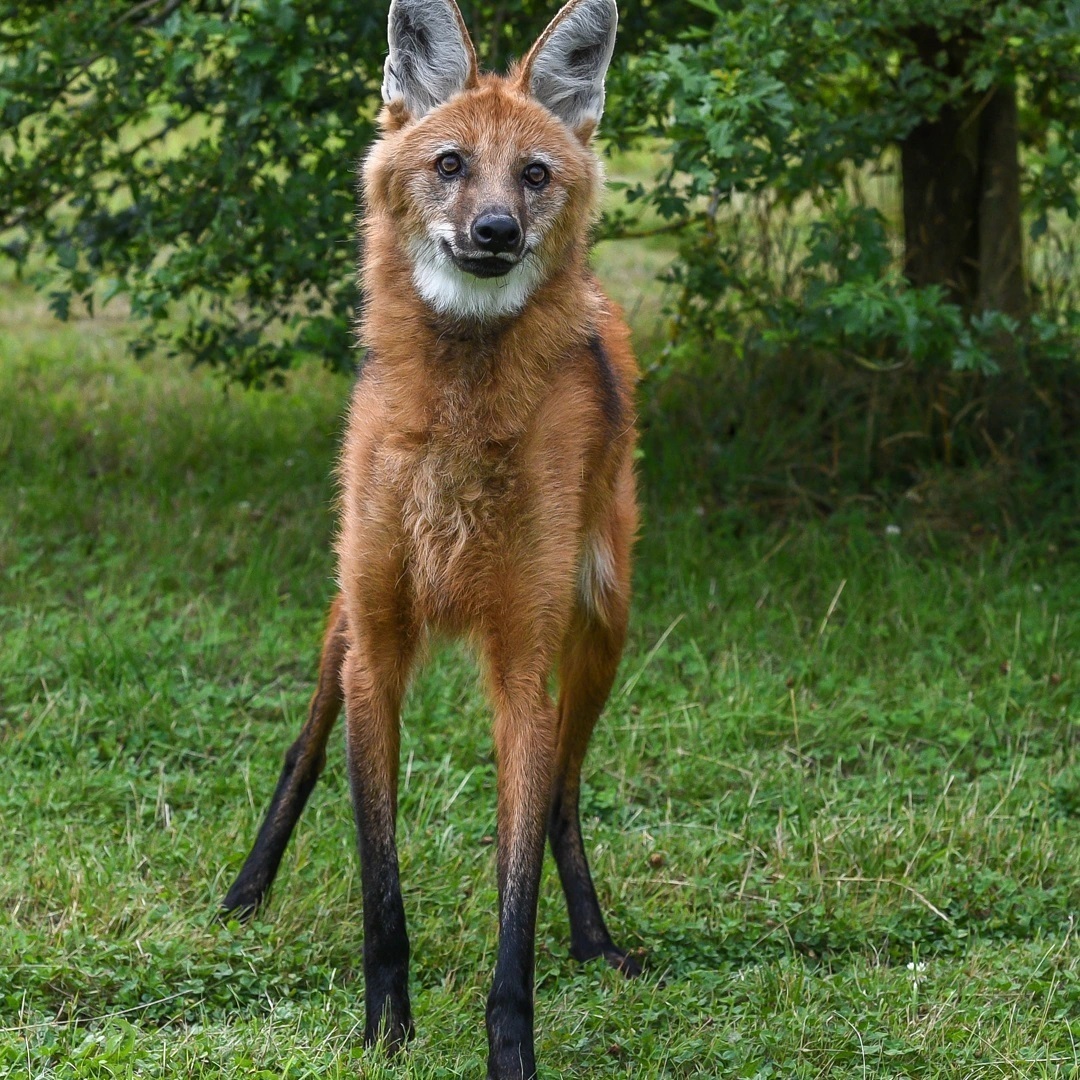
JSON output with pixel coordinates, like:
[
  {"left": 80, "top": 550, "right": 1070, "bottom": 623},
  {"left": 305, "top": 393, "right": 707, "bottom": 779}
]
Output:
[{"left": 586, "top": 331, "right": 623, "bottom": 432}]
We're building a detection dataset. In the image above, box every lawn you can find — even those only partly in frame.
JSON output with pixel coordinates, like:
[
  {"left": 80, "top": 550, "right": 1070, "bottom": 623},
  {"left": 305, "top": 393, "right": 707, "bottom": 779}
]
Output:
[{"left": 1, "top": 253, "right": 1078, "bottom": 1079}]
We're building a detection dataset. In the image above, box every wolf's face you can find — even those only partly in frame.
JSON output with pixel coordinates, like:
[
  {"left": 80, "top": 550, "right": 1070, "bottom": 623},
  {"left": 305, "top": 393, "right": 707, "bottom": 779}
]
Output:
[
  {"left": 368, "top": 85, "right": 601, "bottom": 320},
  {"left": 363, "top": 0, "right": 617, "bottom": 321}
]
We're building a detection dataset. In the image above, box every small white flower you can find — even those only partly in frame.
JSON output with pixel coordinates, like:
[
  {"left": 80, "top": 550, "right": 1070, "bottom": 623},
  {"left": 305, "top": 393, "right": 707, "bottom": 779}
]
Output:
[{"left": 885, "top": 524, "right": 901, "bottom": 537}]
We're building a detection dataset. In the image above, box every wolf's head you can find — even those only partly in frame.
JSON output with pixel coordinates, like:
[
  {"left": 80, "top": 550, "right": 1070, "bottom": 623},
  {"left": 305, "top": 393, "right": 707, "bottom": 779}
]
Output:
[{"left": 363, "top": 0, "right": 618, "bottom": 322}]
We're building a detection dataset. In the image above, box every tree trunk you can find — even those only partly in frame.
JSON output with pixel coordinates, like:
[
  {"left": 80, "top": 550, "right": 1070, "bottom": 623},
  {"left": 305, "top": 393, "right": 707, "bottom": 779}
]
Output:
[
  {"left": 977, "top": 85, "right": 1028, "bottom": 319},
  {"left": 901, "top": 93, "right": 981, "bottom": 309},
  {"left": 900, "top": 32, "right": 1030, "bottom": 444},
  {"left": 900, "top": 31, "right": 1028, "bottom": 321}
]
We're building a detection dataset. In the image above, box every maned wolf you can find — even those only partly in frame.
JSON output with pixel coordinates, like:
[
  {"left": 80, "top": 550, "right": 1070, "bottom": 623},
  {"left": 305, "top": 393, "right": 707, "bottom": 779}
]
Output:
[{"left": 223, "top": 0, "right": 639, "bottom": 1075}]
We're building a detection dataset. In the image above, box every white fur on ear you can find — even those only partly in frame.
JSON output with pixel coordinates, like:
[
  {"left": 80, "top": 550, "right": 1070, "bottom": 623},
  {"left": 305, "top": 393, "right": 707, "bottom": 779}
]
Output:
[
  {"left": 523, "top": 0, "right": 617, "bottom": 134},
  {"left": 382, "top": 0, "right": 477, "bottom": 118}
]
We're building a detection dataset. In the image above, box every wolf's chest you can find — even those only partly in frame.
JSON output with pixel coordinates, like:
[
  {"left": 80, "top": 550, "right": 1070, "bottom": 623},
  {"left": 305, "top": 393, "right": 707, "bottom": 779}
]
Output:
[{"left": 383, "top": 430, "right": 521, "bottom": 598}]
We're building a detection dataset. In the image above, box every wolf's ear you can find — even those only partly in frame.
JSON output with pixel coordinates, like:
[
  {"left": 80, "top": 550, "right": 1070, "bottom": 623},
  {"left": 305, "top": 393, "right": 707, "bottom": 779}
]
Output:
[
  {"left": 518, "top": 0, "right": 617, "bottom": 139},
  {"left": 382, "top": 0, "right": 478, "bottom": 120}
]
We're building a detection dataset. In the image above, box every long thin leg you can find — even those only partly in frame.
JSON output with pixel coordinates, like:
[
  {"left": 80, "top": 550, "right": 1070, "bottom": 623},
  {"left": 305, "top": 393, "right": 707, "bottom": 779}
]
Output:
[
  {"left": 483, "top": 643, "right": 559, "bottom": 1080},
  {"left": 222, "top": 596, "right": 348, "bottom": 918},
  {"left": 549, "top": 598, "right": 640, "bottom": 976},
  {"left": 343, "top": 615, "right": 417, "bottom": 1051}
]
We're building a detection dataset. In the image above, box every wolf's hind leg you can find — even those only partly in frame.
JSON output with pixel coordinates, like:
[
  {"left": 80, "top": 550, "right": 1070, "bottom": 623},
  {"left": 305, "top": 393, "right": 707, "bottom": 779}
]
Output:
[
  {"left": 549, "top": 581, "right": 641, "bottom": 977},
  {"left": 222, "top": 596, "right": 348, "bottom": 919}
]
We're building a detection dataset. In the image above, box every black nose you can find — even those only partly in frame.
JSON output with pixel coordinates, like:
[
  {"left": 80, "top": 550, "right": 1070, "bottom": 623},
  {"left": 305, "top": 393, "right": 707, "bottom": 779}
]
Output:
[{"left": 471, "top": 212, "right": 521, "bottom": 255}]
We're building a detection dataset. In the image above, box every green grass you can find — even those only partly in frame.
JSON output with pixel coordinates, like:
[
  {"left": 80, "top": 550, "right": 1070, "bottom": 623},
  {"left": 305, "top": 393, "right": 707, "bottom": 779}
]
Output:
[{"left": 1, "top": 261, "right": 1079, "bottom": 1080}]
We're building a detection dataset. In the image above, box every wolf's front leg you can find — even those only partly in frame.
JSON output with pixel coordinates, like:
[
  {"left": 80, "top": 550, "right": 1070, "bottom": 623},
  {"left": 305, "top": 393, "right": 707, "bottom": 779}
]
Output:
[
  {"left": 343, "top": 626, "right": 417, "bottom": 1052},
  {"left": 483, "top": 652, "right": 559, "bottom": 1080}
]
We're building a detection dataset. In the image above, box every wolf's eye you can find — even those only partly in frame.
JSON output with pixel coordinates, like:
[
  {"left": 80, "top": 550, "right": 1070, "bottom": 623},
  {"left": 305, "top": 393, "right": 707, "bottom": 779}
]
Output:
[
  {"left": 436, "top": 152, "right": 463, "bottom": 178},
  {"left": 523, "top": 163, "right": 549, "bottom": 189}
]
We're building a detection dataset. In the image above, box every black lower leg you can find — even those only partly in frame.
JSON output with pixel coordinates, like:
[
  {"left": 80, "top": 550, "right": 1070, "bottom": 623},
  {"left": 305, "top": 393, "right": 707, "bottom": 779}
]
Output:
[
  {"left": 223, "top": 606, "right": 346, "bottom": 918},
  {"left": 222, "top": 723, "right": 333, "bottom": 917},
  {"left": 486, "top": 843, "right": 543, "bottom": 1080},
  {"left": 357, "top": 823, "right": 412, "bottom": 1050},
  {"left": 548, "top": 782, "right": 640, "bottom": 977}
]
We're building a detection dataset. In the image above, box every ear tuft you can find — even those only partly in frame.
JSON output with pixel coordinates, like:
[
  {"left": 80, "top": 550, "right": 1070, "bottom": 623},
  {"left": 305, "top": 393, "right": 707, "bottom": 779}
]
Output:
[
  {"left": 382, "top": 0, "right": 478, "bottom": 120},
  {"left": 520, "top": 0, "right": 617, "bottom": 136}
]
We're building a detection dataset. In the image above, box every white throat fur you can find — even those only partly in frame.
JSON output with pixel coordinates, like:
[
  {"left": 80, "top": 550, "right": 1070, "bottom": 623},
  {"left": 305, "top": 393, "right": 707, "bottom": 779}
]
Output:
[{"left": 407, "top": 234, "right": 544, "bottom": 321}]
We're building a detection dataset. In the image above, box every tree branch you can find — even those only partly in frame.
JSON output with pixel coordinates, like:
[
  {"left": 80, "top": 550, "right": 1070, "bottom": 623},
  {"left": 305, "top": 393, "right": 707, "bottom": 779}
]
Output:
[{"left": 601, "top": 215, "right": 701, "bottom": 241}]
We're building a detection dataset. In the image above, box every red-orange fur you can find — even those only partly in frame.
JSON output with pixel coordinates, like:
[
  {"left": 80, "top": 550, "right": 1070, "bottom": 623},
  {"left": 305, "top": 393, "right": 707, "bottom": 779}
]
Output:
[
  {"left": 339, "top": 76, "right": 637, "bottom": 816},
  {"left": 224, "top": 4, "right": 638, "bottom": 1073}
]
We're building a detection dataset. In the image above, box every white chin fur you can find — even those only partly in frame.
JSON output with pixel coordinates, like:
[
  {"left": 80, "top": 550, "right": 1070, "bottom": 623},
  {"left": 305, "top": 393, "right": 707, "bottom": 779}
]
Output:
[{"left": 407, "top": 235, "right": 545, "bottom": 321}]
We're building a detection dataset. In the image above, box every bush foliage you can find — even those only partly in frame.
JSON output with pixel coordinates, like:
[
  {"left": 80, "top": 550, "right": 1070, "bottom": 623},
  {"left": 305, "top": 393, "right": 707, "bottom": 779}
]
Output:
[
  {"left": 608, "top": 0, "right": 1080, "bottom": 488},
  {"left": 1, "top": 0, "right": 1079, "bottom": 487},
  {"left": 0, "top": 0, "right": 690, "bottom": 381},
  {"left": 613, "top": 0, "right": 1079, "bottom": 337}
]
